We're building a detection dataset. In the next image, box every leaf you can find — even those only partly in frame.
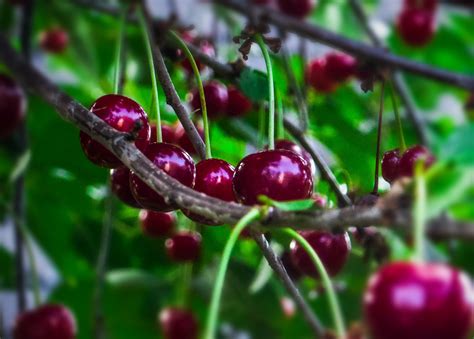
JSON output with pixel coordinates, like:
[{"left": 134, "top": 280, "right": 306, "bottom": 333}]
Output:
[
  {"left": 106, "top": 269, "right": 160, "bottom": 289},
  {"left": 258, "top": 196, "right": 315, "bottom": 211},
  {"left": 437, "top": 124, "right": 474, "bottom": 166},
  {"left": 249, "top": 242, "right": 283, "bottom": 294},
  {"left": 9, "top": 150, "right": 31, "bottom": 183},
  {"left": 238, "top": 68, "right": 268, "bottom": 102}
]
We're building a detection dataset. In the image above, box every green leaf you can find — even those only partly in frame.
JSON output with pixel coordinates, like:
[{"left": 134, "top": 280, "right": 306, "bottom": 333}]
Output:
[
  {"left": 238, "top": 68, "right": 268, "bottom": 102},
  {"left": 437, "top": 124, "right": 474, "bottom": 166},
  {"left": 258, "top": 196, "right": 315, "bottom": 211}
]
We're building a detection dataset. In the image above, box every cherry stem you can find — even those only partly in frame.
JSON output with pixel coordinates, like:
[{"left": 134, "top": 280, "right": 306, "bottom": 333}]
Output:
[
  {"left": 18, "top": 224, "right": 41, "bottom": 307},
  {"left": 276, "top": 88, "right": 284, "bottom": 140},
  {"left": 388, "top": 79, "right": 407, "bottom": 152},
  {"left": 178, "top": 262, "right": 193, "bottom": 307},
  {"left": 372, "top": 80, "right": 386, "bottom": 195},
  {"left": 204, "top": 208, "right": 261, "bottom": 339},
  {"left": 113, "top": 8, "right": 127, "bottom": 95},
  {"left": 255, "top": 34, "right": 275, "bottom": 150},
  {"left": 138, "top": 8, "right": 162, "bottom": 143},
  {"left": 258, "top": 106, "right": 266, "bottom": 149},
  {"left": 282, "top": 228, "right": 346, "bottom": 339},
  {"left": 169, "top": 30, "right": 212, "bottom": 159},
  {"left": 413, "top": 162, "right": 427, "bottom": 262}
]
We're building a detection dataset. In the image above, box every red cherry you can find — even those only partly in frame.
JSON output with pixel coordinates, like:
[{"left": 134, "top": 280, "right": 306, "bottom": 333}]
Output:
[
  {"left": 183, "top": 158, "right": 235, "bottom": 225},
  {"left": 397, "top": 8, "right": 436, "bottom": 47},
  {"left": 381, "top": 148, "right": 401, "bottom": 184},
  {"left": 129, "top": 142, "right": 195, "bottom": 211},
  {"left": 13, "top": 304, "right": 76, "bottom": 339},
  {"left": 165, "top": 231, "right": 201, "bottom": 262},
  {"left": 274, "top": 139, "right": 316, "bottom": 176},
  {"left": 324, "top": 52, "right": 357, "bottom": 83},
  {"left": 398, "top": 145, "right": 435, "bottom": 177},
  {"left": 306, "top": 58, "right": 337, "bottom": 93},
  {"left": 39, "top": 28, "right": 69, "bottom": 54},
  {"left": 79, "top": 94, "right": 151, "bottom": 168},
  {"left": 276, "top": 0, "right": 316, "bottom": 18},
  {"left": 364, "top": 261, "right": 474, "bottom": 339},
  {"left": 181, "top": 38, "right": 215, "bottom": 73},
  {"left": 289, "top": 231, "right": 351, "bottom": 278},
  {"left": 403, "top": 0, "right": 438, "bottom": 10},
  {"left": 174, "top": 122, "right": 204, "bottom": 156},
  {"left": 110, "top": 166, "right": 141, "bottom": 208},
  {"left": 151, "top": 123, "right": 176, "bottom": 144},
  {"left": 233, "top": 150, "right": 314, "bottom": 205},
  {"left": 190, "top": 81, "right": 228, "bottom": 119},
  {"left": 139, "top": 209, "right": 175, "bottom": 237},
  {"left": 281, "top": 251, "right": 303, "bottom": 281},
  {"left": 159, "top": 307, "right": 198, "bottom": 339},
  {"left": 226, "top": 86, "right": 252, "bottom": 117},
  {"left": 0, "top": 74, "right": 26, "bottom": 139}
]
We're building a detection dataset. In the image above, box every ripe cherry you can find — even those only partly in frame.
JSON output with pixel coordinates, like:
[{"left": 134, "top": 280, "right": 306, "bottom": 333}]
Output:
[
  {"left": 139, "top": 209, "right": 175, "bottom": 237},
  {"left": 13, "top": 304, "right": 76, "bottom": 339},
  {"left": 165, "top": 231, "right": 201, "bottom": 262},
  {"left": 183, "top": 158, "right": 235, "bottom": 225},
  {"left": 397, "top": 8, "right": 435, "bottom": 47},
  {"left": 381, "top": 148, "right": 401, "bottom": 184},
  {"left": 277, "top": 0, "right": 316, "bottom": 18},
  {"left": 174, "top": 122, "right": 204, "bottom": 156},
  {"left": 274, "top": 139, "right": 316, "bottom": 176},
  {"left": 159, "top": 307, "right": 198, "bottom": 339},
  {"left": 151, "top": 123, "right": 176, "bottom": 144},
  {"left": 190, "top": 81, "right": 228, "bottom": 119},
  {"left": 226, "top": 86, "right": 252, "bottom": 117},
  {"left": 289, "top": 230, "right": 351, "bottom": 278},
  {"left": 306, "top": 58, "right": 337, "bottom": 93},
  {"left": 398, "top": 145, "right": 435, "bottom": 177},
  {"left": 39, "top": 28, "right": 69, "bottom": 54},
  {"left": 364, "top": 261, "right": 473, "bottom": 339},
  {"left": 324, "top": 52, "right": 357, "bottom": 83},
  {"left": 110, "top": 166, "right": 141, "bottom": 208},
  {"left": 129, "top": 142, "right": 195, "bottom": 211},
  {"left": 233, "top": 149, "right": 314, "bottom": 205},
  {"left": 79, "top": 94, "right": 151, "bottom": 168},
  {"left": 0, "top": 74, "right": 26, "bottom": 139}
]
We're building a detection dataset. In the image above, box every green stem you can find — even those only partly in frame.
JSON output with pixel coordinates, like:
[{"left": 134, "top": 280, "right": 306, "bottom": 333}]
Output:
[
  {"left": 388, "top": 80, "right": 406, "bottom": 152},
  {"left": 276, "top": 88, "right": 284, "bottom": 140},
  {"left": 178, "top": 262, "right": 193, "bottom": 307},
  {"left": 282, "top": 228, "right": 346, "bottom": 339},
  {"left": 255, "top": 35, "right": 275, "bottom": 150},
  {"left": 138, "top": 8, "right": 162, "bottom": 142},
  {"left": 18, "top": 224, "right": 41, "bottom": 307},
  {"left": 204, "top": 208, "right": 261, "bottom": 339},
  {"left": 372, "top": 80, "right": 386, "bottom": 195},
  {"left": 413, "top": 162, "right": 427, "bottom": 262},
  {"left": 113, "top": 9, "right": 127, "bottom": 95},
  {"left": 258, "top": 106, "right": 266, "bottom": 149},
  {"left": 168, "top": 30, "right": 211, "bottom": 159}
]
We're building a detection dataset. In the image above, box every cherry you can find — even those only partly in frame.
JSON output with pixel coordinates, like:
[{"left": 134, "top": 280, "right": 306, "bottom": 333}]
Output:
[
  {"left": 110, "top": 166, "right": 141, "bottom": 208},
  {"left": 39, "top": 28, "right": 69, "bottom": 54},
  {"left": 190, "top": 81, "right": 228, "bottom": 119},
  {"left": 139, "top": 209, "right": 175, "bottom": 237},
  {"left": 281, "top": 251, "right": 303, "bottom": 281},
  {"left": 324, "top": 52, "right": 357, "bottom": 83},
  {"left": 364, "top": 261, "right": 473, "bottom": 339},
  {"left": 159, "top": 307, "right": 198, "bottom": 339},
  {"left": 398, "top": 145, "right": 435, "bottom": 177},
  {"left": 381, "top": 148, "right": 401, "bottom": 184},
  {"left": 276, "top": 0, "right": 316, "bottom": 18},
  {"left": 289, "top": 230, "right": 351, "bottom": 278},
  {"left": 151, "top": 123, "right": 176, "bottom": 144},
  {"left": 0, "top": 74, "right": 26, "bottom": 139},
  {"left": 13, "top": 304, "right": 76, "bottom": 339},
  {"left": 129, "top": 142, "right": 195, "bottom": 211},
  {"left": 273, "top": 139, "right": 316, "bottom": 176},
  {"left": 79, "top": 94, "right": 151, "bottom": 168},
  {"left": 226, "top": 86, "right": 252, "bottom": 117},
  {"left": 183, "top": 158, "right": 235, "bottom": 225},
  {"left": 233, "top": 149, "right": 314, "bottom": 205},
  {"left": 306, "top": 58, "right": 337, "bottom": 93},
  {"left": 165, "top": 231, "right": 201, "bottom": 262},
  {"left": 397, "top": 8, "right": 435, "bottom": 47},
  {"left": 404, "top": 0, "right": 438, "bottom": 10},
  {"left": 174, "top": 122, "right": 204, "bottom": 156}
]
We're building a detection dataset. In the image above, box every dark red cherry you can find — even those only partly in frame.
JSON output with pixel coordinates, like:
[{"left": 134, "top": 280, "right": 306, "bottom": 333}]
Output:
[
  {"left": 276, "top": 0, "right": 316, "bottom": 18},
  {"left": 226, "top": 86, "right": 252, "bottom": 117},
  {"left": 190, "top": 81, "right": 228, "bottom": 119},
  {"left": 233, "top": 149, "right": 314, "bottom": 205},
  {"left": 0, "top": 74, "right": 26, "bottom": 139},
  {"left": 165, "top": 231, "right": 201, "bottom": 262},
  {"left": 325, "top": 52, "right": 357, "bottom": 83},
  {"left": 281, "top": 251, "right": 303, "bottom": 281},
  {"left": 151, "top": 123, "right": 176, "bottom": 144},
  {"left": 397, "top": 8, "right": 436, "bottom": 47},
  {"left": 39, "top": 28, "right": 69, "bottom": 54},
  {"left": 181, "top": 38, "right": 215, "bottom": 73},
  {"left": 139, "top": 209, "right": 175, "bottom": 237},
  {"left": 364, "top": 261, "right": 473, "bottom": 339},
  {"left": 129, "top": 142, "right": 195, "bottom": 211},
  {"left": 174, "top": 122, "right": 204, "bottom": 156},
  {"left": 274, "top": 139, "right": 316, "bottom": 176},
  {"left": 79, "top": 94, "right": 151, "bottom": 168},
  {"left": 398, "top": 145, "right": 435, "bottom": 177},
  {"left": 381, "top": 148, "right": 401, "bottom": 184},
  {"left": 289, "top": 230, "right": 351, "bottom": 278},
  {"left": 13, "top": 304, "right": 76, "bottom": 339},
  {"left": 403, "top": 0, "right": 438, "bottom": 10},
  {"left": 159, "top": 307, "right": 198, "bottom": 339},
  {"left": 183, "top": 158, "right": 235, "bottom": 225},
  {"left": 306, "top": 58, "right": 337, "bottom": 93},
  {"left": 110, "top": 166, "right": 141, "bottom": 208}
]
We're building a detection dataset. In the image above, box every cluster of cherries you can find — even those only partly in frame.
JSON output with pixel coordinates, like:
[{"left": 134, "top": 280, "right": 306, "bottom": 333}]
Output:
[{"left": 397, "top": 0, "right": 438, "bottom": 47}]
